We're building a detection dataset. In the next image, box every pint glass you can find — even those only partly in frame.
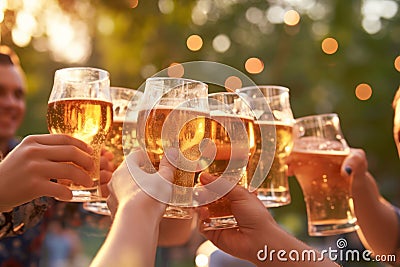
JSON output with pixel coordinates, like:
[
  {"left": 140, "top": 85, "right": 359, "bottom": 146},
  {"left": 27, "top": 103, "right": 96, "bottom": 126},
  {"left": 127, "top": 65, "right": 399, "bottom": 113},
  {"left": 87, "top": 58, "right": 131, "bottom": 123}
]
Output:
[
  {"left": 290, "top": 113, "right": 358, "bottom": 236},
  {"left": 47, "top": 67, "right": 113, "bottom": 202},
  {"left": 83, "top": 86, "right": 142, "bottom": 215},
  {"left": 238, "top": 85, "right": 294, "bottom": 207},
  {"left": 201, "top": 92, "right": 255, "bottom": 230},
  {"left": 136, "top": 77, "right": 209, "bottom": 219}
]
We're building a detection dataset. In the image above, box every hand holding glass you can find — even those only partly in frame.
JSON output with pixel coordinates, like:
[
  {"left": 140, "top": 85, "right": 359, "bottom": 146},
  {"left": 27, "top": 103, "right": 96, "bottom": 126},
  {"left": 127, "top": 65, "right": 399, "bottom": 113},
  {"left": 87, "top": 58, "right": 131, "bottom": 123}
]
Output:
[
  {"left": 83, "top": 86, "right": 142, "bottom": 215},
  {"left": 47, "top": 67, "right": 112, "bottom": 202}
]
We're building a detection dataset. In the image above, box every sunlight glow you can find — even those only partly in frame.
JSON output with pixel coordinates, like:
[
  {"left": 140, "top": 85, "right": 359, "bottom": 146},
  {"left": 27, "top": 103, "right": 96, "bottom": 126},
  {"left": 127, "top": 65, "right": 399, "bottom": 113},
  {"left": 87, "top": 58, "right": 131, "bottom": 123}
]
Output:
[
  {"left": 168, "top": 63, "right": 184, "bottom": 78},
  {"left": 284, "top": 10, "right": 300, "bottom": 26},
  {"left": 245, "top": 57, "right": 264, "bottom": 74},
  {"left": 224, "top": 76, "right": 242, "bottom": 91},
  {"left": 355, "top": 83, "right": 373, "bottom": 100},
  {"left": 322, "top": 37, "right": 338, "bottom": 55},
  {"left": 395, "top": 56, "right": 400, "bottom": 72},
  {"left": 187, "top": 34, "right": 203, "bottom": 51},
  {"left": 212, "top": 34, "right": 231, "bottom": 53}
]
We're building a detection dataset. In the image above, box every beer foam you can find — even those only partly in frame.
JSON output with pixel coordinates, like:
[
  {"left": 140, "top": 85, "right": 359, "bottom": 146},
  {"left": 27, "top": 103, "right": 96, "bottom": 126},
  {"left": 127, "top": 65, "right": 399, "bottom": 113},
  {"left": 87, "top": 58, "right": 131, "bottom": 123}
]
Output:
[
  {"left": 48, "top": 97, "right": 112, "bottom": 104},
  {"left": 139, "top": 105, "right": 209, "bottom": 115},
  {"left": 210, "top": 110, "right": 254, "bottom": 121},
  {"left": 255, "top": 120, "right": 293, "bottom": 127},
  {"left": 292, "top": 148, "right": 350, "bottom": 155}
]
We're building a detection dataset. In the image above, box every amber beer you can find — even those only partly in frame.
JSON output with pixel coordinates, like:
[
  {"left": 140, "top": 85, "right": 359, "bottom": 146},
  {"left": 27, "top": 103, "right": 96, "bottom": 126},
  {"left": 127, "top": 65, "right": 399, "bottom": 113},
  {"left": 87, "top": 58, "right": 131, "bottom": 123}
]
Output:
[
  {"left": 104, "top": 119, "right": 137, "bottom": 167},
  {"left": 203, "top": 115, "right": 255, "bottom": 228},
  {"left": 247, "top": 121, "right": 293, "bottom": 206},
  {"left": 290, "top": 149, "right": 357, "bottom": 235},
  {"left": 47, "top": 98, "right": 113, "bottom": 195},
  {"left": 137, "top": 107, "right": 209, "bottom": 205}
]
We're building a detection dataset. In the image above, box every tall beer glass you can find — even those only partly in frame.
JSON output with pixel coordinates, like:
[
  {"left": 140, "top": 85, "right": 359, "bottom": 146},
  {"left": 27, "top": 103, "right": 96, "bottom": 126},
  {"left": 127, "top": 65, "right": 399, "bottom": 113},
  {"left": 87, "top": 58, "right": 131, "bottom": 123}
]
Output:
[
  {"left": 47, "top": 67, "right": 113, "bottom": 202},
  {"left": 136, "top": 77, "right": 209, "bottom": 219},
  {"left": 83, "top": 87, "right": 142, "bottom": 215},
  {"left": 238, "top": 85, "right": 294, "bottom": 207},
  {"left": 290, "top": 113, "right": 358, "bottom": 236},
  {"left": 201, "top": 92, "right": 256, "bottom": 230}
]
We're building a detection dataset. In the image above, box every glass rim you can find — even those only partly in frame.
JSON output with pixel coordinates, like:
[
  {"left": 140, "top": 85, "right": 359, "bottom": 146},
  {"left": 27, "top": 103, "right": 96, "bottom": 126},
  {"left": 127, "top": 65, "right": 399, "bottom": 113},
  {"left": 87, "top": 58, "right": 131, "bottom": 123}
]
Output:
[
  {"left": 295, "top": 113, "right": 339, "bottom": 124},
  {"left": 110, "top": 86, "right": 143, "bottom": 95},
  {"left": 237, "top": 85, "right": 290, "bottom": 93},
  {"left": 208, "top": 91, "right": 240, "bottom": 98},
  {"left": 145, "top": 76, "right": 208, "bottom": 87},
  {"left": 55, "top": 67, "right": 110, "bottom": 83}
]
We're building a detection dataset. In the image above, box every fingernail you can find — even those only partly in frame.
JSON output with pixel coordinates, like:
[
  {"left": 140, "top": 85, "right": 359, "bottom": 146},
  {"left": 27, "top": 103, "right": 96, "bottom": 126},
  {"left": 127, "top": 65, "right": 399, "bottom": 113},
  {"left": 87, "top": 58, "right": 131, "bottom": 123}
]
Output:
[
  {"left": 345, "top": 166, "right": 352, "bottom": 175},
  {"left": 200, "top": 172, "right": 216, "bottom": 185}
]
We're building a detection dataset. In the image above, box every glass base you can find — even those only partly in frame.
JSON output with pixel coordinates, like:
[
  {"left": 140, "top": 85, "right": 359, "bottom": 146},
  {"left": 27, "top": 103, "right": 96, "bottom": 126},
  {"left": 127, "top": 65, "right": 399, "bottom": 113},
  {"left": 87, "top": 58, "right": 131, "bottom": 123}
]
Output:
[
  {"left": 163, "top": 206, "right": 192, "bottom": 219},
  {"left": 257, "top": 190, "right": 291, "bottom": 207},
  {"left": 202, "top": 216, "right": 238, "bottom": 231},
  {"left": 308, "top": 219, "right": 358, "bottom": 236},
  {"left": 83, "top": 201, "right": 111, "bottom": 216},
  {"left": 55, "top": 187, "right": 102, "bottom": 202}
]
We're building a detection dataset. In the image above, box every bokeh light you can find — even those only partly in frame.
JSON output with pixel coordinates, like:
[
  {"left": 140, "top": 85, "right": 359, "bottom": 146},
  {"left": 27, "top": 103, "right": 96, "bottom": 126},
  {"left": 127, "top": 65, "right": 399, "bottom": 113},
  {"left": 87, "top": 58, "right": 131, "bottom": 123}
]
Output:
[
  {"left": 195, "top": 254, "right": 208, "bottom": 267},
  {"left": 266, "top": 5, "right": 285, "bottom": 24},
  {"left": 224, "top": 76, "right": 242, "bottom": 91},
  {"left": 394, "top": 56, "right": 400, "bottom": 72},
  {"left": 245, "top": 57, "right": 264, "bottom": 74},
  {"left": 355, "top": 83, "right": 373, "bottom": 100},
  {"left": 284, "top": 10, "right": 300, "bottom": 26},
  {"left": 158, "top": 0, "right": 174, "bottom": 14},
  {"left": 167, "top": 63, "right": 184, "bottom": 78},
  {"left": 212, "top": 34, "right": 231, "bottom": 53},
  {"left": 129, "top": 0, "right": 139, "bottom": 8},
  {"left": 246, "top": 7, "right": 263, "bottom": 24},
  {"left": 321, "top": 37, "right": 338, "bottom": 55},
  {"left": 187, "top": 34, "right": 203, "bottom": 51}
]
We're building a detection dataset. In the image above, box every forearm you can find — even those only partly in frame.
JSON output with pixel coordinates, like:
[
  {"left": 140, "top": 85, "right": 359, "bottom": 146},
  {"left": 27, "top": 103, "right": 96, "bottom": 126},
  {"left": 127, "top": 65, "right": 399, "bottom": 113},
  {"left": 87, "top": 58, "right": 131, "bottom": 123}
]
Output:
[
  {"left": 91, "top": 200, "right": 164, "bottom": 267},
  {"left": 353, "top": 172, "right": 399, "bottom": 255},
  {"left": 158, "top": 214, "right": 195, "bottom": 247}
]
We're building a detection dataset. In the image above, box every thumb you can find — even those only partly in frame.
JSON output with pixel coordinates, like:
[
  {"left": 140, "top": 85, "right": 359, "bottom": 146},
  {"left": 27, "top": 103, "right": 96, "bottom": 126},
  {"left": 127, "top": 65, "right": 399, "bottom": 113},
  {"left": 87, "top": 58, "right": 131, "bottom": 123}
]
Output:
[
  {"left": 158, "top": 151, "right": 177, "bottom": 183},
  {"left": 44, "top": 182, "right": 73, "bottom": 201},
  {"left": 341, "top": 148, "right": 368, "bottom": 178}
]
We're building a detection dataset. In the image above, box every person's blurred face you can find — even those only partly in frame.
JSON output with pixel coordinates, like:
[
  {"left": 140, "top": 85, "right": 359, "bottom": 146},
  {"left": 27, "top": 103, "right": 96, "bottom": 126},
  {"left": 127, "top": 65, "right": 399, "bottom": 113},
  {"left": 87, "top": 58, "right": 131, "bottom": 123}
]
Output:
[{"left": 0, "top": 64, "right": 26, "bottom": 140}]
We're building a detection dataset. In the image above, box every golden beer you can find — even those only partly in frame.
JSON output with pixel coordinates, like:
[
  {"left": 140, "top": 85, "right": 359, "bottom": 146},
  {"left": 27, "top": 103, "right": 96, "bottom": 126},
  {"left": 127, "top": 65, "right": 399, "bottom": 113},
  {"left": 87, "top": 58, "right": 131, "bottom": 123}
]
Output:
[
  {"left": 290, "top": 149, "right": 357, "bottom": 235},
  {"left": 104, "top": 119, "right": 137, "bottom": 167},
  {"left": 47, "top": 98, "right": 113, "bottom": 193},
  {"left": 137, "top": 107, "right": 209, "bottom": 205},
  {"left": 203, "top": 115, "right": 255, "bottom": 226},
  {"left": 247, "top": 121, "right": 293, "bottom": 206}
]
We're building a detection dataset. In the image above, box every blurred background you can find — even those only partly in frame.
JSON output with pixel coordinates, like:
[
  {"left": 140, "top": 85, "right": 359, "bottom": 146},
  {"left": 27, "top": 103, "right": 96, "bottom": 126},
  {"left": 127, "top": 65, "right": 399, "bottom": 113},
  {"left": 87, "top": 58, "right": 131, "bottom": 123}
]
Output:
[{"left": 1, "top": 0, "right": 399, "bottom": 266}]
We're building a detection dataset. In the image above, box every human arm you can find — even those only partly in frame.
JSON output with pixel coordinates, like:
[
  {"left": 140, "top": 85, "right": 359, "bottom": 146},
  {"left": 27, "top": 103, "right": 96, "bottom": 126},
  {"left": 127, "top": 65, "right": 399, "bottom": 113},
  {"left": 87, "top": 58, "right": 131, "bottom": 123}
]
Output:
[
  {"left": 90, "top": 150, "right": 176, "bottom": 267},
  {"left": 341, "top": 148, "right": 400, "bottom": 258},
  {"left": 198, "top": 173, "right": 339, "bottom": 267},
  {"left": 0, "top": 134, "right": 94, "bottom": 211},
  {"left": 158, "top": 214, "right": 195, "bottom": 247}
]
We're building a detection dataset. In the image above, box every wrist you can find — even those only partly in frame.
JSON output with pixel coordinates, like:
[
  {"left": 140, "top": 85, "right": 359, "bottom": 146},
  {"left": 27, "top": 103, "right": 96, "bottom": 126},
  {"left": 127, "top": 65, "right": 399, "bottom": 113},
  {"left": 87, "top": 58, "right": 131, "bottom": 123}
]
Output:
[{"left": 117, "top": 193, "right": 167, "bottom": 220}]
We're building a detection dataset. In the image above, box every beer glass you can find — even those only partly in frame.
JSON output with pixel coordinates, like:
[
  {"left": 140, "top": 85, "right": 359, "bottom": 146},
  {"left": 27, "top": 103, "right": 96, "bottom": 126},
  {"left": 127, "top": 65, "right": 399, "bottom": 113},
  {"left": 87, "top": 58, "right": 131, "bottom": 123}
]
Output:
[
  {"left": 83, "top": 87, "right": 142, "bottom": 215},
  {"left": 290, "top": 113, "right": 358, "bottom": 236},
  {"left": 201, "top": 92, "right": 256, "bottom": 230},
  {"left": 47, "top": 67, "right": 113, "bottom": 202},
  {"left": 237, "top": 85, "right": 294, "bottom": 207},
  {"left": 136, "top": 77, "right": 209, "bottom": 219}
]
